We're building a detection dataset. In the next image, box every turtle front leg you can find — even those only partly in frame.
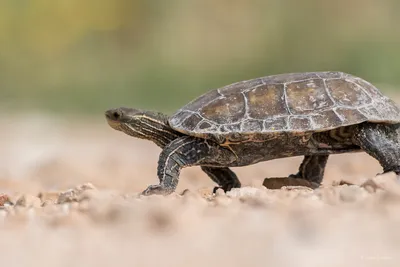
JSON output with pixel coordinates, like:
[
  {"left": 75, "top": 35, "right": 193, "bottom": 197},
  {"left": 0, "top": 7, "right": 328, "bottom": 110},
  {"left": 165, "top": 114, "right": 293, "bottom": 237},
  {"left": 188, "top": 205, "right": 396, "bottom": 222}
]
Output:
[
  {"left": 141, "top": 136, "right": 236, "bottom": 196},
  {"left": 201, "top": 166, "right": 241, "bottom": 194},
  {"left": 289, "top": 155, "right": 329, "bottom": 184},
  {"left": 352, "top": 122, "right": 400, "bottom": 175}
]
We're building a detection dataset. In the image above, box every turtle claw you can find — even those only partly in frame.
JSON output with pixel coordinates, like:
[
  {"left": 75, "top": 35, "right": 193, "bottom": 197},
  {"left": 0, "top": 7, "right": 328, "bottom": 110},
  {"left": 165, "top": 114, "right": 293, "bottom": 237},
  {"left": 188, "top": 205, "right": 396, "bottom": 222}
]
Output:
[
  {"left": 212, "top": 185, "right": 233, "bottom": 194},
  {"left": 141, "top": 185, "right": 174, "bottom": 196},
  {"left": 212, "top": 186, "right": 223, "bottom": 194}
]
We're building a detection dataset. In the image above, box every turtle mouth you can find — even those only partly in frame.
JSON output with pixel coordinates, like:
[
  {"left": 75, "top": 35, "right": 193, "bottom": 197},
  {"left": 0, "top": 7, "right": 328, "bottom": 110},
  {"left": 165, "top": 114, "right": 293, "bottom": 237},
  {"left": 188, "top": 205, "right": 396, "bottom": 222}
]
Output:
[
  {"left": 106, "top": 118, "right": 122, "bottom": 131},
  {"left": 105, "top": 109, "right": 125, "bottom": 131}
]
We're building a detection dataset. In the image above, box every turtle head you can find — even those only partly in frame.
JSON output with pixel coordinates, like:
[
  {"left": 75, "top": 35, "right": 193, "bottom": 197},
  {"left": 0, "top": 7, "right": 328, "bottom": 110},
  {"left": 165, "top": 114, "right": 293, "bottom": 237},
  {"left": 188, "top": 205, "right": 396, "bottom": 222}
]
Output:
[
  {"left": 105, "top": 107, "right": 145, "bottom": 132},
  {"left": 105, "top": 107, "right": 181, "bottom": 147}
]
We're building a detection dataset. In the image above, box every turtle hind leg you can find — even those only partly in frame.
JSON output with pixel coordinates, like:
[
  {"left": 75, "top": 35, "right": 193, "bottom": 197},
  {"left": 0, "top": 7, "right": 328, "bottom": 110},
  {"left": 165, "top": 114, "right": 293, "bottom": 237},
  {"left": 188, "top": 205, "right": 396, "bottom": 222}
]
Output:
[
  {"left": 201, "top": 166, "right": 241, "bottom": 194},
  {"left": 352, "top": 122, "right": 400, "bottom": 174},
  {"left": 289, "top": 155, "right": 329, "bottom": 184}
]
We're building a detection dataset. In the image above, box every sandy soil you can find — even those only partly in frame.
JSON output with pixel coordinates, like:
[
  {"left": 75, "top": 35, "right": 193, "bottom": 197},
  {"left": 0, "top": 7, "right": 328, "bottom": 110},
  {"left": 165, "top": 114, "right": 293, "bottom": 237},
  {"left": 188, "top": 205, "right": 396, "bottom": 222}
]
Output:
[{"left": 1, "top": 114, "right": 400, "bottom": 267}]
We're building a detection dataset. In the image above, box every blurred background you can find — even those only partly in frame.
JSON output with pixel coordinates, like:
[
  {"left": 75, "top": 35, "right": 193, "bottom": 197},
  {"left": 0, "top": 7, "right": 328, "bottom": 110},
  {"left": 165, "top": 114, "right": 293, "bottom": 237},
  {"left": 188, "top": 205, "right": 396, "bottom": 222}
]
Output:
[{"left": 1, "top": 0, "right": 400, "bottom": 116}]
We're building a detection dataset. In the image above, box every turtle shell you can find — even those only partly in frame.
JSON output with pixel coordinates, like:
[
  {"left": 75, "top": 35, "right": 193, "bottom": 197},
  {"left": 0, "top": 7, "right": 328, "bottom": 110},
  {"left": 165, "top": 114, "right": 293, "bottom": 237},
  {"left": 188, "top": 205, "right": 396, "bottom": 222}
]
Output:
[{"left": 169, "top": 71, "right": 400, "bottom": 140}]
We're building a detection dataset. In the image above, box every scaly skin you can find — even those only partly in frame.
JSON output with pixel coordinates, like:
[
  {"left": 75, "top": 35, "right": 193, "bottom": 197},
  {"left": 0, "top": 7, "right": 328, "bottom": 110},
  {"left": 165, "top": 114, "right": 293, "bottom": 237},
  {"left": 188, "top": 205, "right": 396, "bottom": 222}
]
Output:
[
  {"left": 289, "top": 155, "right": 329, "bottom": 184},
  {"left": 352, "top": 122, "right": 400, "bottom": 174},
  {"left": 105, "top": 107, "right": 241, "bottom": 194},
  {"left": 106, "top": 108, "right": 400, "bottom": 196}
]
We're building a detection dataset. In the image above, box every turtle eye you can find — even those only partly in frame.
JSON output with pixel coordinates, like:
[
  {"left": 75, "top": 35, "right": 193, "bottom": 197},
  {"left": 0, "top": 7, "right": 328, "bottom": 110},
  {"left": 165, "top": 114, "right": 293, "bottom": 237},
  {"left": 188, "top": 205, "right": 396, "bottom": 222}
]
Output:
[
  {"left": 112, "top": 111, "right": 121, "bottom": 120},
  {"left": 106, "top": 109, "right": 123, "bottom": 121}
]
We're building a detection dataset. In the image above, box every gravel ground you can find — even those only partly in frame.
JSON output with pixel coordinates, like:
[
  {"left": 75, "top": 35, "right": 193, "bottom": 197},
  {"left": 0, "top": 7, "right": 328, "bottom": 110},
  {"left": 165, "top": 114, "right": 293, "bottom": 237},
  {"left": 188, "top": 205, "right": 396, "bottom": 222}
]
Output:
[{"left": 1, "top": 114, "right": 400, "bottom": 267}]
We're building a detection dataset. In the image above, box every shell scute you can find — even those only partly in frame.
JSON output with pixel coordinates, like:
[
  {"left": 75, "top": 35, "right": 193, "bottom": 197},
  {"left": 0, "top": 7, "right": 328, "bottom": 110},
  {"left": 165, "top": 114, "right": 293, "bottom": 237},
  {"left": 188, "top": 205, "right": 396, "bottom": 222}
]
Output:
[
  {"left": 220, "top": 123, "right": 241, "bottom": 133},
  {"left": 245, "top": 84, "right": 288, "bottom": 119},
  {"left": 178, "top": 113, "right": 203, "bottom": 132},
  {"left": 351, "top": 78, "right": 384, "bottom": 99},
  {"left": 334, "top": 108, "right": 367, "bottom": 124},
  {"left": 263, "top": 117, "right": 288, "bottom": 131},
  {"left": 311, "top": 110, "right": 343, "bottom": 130},
  {"left": 288, "top": 117, "right": 312, "bottom": 131},
  {"left": 372, "top": 100, "right": 400, "bottom": 122},
  {"left": 326, "top": 79, "right": 372, "bottom": 107},
  {"left": 241, "top": 120, "right": 263, "bottom": 132},
  {"left": 197, "top": 121, "right": 213, "bottom": 130},
  {"left": 286, "top": 79, "right": 334, "bottom": 115},
  {"left": 200, "top": 94, "right": 246, "bottom": 124},
  {"left": 169, "top": 110, "right": 192, "bottom": 126}
]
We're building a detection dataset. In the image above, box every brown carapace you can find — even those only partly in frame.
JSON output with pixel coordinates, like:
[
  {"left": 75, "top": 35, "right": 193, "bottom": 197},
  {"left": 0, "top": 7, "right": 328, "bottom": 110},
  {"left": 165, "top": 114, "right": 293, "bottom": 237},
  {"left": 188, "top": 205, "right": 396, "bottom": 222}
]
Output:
[{"left": 106, "top": 71, "right": 400, "bottom": 196}]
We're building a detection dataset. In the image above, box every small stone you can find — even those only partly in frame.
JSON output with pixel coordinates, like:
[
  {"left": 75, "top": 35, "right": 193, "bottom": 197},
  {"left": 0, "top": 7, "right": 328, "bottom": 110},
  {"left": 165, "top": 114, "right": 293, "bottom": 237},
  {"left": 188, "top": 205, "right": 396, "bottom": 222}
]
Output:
[
  {"left": 360, "top": 179, "right": 384, "bottom": 193},
  {"left": 339, "top": 185, "right": 368, "bottom": 202},
  {"left": 42, "top": 200, "right": 56, "bottom": 207},
  {"left": 196, "top": 187, "right": 214, "bottom": 199},
  {"left": 57, "top": 189, "right": 77, "bottom": 204},
  {"left": 226, "top": 187, "right": 263, "bottom": 198},
  {"left": 334, "top": 180, "right": 356, "bottom": 186},
  {"left": 180, "top": 189, "right": 190, "bottom": 196},
  {"left": 263, "top": 177, "right": 320, "bottom": 190},
  {"left": 15, "top": 195, "right": 42, "bottom": 208},
  {"left": 362, "top": 172, "right": 400, "bottom": 195},
  {"left": 57, "top": 183, "right": 97, "bottom": 204},
  {"left": 37, "top": 191, "right": 60, "bottom": 204},
  {"left": 0, "top": 194, "right": 13, "bottom": 207},
  {"left": 75, "top": 182, "right": 96, "bottom": 192}
]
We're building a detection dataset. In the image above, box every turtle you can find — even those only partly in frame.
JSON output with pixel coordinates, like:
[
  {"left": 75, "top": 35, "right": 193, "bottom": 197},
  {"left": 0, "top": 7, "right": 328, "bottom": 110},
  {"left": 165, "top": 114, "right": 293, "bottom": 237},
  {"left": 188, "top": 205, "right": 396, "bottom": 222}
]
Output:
[{"left": 105, "top": 71, "right": 400, "bottom": 196}]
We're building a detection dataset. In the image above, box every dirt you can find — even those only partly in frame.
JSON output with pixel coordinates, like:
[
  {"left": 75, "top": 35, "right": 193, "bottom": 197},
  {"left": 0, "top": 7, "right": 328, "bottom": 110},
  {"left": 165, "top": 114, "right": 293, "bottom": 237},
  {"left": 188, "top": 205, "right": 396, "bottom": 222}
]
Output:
[{"left": 1, "top": 115, "right": 400, "bottom": 267}]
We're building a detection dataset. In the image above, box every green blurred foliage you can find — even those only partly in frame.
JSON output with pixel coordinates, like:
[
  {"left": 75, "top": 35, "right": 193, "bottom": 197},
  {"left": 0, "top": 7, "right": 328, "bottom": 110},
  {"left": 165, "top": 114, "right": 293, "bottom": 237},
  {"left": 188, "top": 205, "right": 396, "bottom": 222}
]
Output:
[{"left": 1, "top": 0, "right": 400, "bottom": 114}]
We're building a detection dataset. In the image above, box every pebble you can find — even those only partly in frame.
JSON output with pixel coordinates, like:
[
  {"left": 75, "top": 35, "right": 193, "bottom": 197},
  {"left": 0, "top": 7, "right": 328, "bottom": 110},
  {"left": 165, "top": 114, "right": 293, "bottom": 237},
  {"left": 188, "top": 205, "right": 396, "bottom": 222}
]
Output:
[
  {"left": 263, "top": 177, "right": 320, "bottom": 190},
  {"left": 57, "top": 183, "right": 97, "bottom": 204},
  {"left": 339, "top": 185, "right": 368, "bottom": 203},
  {"left": 15, "top": 195, "right": 42, "bottom": 208},
  {"left": 0, "top": 194, "right": 13, "bottom": 207}
]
